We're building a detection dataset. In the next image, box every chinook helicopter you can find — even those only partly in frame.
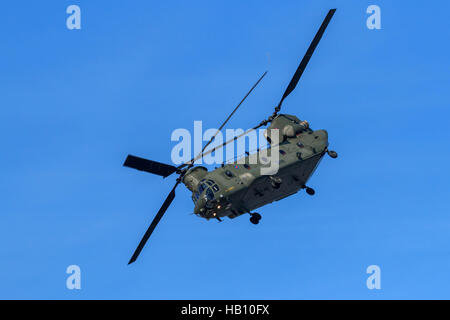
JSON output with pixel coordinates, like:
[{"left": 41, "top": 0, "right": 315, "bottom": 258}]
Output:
[{"left": 124, "top": 9, "right": 338, "bottom": 264}]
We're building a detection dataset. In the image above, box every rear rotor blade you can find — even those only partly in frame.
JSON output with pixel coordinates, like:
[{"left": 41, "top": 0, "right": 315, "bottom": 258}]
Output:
[
  {"left": 123, "top": 155, "right": 178, "bottom": 178},
  {"left": 277, "top": 9, "right": 336, "bottom": 109},
  {"left": 128, "top": 181, "right": 179, "bottom": 264}
]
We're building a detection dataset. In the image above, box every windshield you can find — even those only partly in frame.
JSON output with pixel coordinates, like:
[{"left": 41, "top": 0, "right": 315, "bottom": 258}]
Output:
[
  {"left": 198, "top": 182, "right": 207, "bottom": 194},
  {"left": 206, "top": 188, "right": 214, "bottom": 201},
  {"left": 198, "top": 179, "right": 220, "bottom": 193},
  {"left": 196, "top": 179, "right": 220, "bottom": 204}
]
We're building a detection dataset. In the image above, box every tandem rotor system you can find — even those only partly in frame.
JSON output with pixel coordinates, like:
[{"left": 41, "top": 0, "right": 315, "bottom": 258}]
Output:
[{"left": 123, "top": 9, "right": 337, "bottom": 264}]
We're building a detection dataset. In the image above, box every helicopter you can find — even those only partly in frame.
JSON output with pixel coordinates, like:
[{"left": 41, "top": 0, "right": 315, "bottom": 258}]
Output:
[{"left": 124, "top": 9, "right": 338, "bottom": 264}]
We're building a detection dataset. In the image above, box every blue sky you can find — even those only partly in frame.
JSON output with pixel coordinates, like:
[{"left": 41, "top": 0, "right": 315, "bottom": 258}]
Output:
[{"left": 1, "top": 0, "right": 449, "bottom": 299}]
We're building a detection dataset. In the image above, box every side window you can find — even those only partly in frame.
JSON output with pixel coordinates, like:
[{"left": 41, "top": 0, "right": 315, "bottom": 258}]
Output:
[{"left": 212, "top": 185, "right": 219, "bottom": 192}]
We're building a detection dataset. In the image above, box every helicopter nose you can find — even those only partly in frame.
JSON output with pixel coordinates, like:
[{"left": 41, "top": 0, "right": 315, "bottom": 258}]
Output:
[{"left": 193, "top": 197, "right": 205, "bottom": 214}]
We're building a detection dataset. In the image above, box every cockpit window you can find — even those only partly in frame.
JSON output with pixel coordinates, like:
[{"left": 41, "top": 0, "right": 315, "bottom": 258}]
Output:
[
  {"left": 198, "top": 183, "right": 207, "bottom": 194},
  {"left": 206, "top": 188, "right": 214, "bottom": 201},
  {"left": 198, "top": 179, "right": 220, "bottom": 193},
  {"left": 206, "top": 180, "right": 220, "bottom": 192}
]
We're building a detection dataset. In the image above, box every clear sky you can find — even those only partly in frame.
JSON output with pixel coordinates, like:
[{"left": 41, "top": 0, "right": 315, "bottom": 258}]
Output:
[{"left": 1, "top": 0, "right": 449, "bottom": 299}]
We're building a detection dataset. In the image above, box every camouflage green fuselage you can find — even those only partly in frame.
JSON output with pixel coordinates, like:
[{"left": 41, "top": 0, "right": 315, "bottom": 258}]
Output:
[{"left": 184, "top": 114, "right": 329, "bottom": 220}]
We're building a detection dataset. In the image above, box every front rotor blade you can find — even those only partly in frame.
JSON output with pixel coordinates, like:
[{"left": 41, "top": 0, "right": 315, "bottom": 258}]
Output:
[
  {"left": 200, "top": 71, "right": 267, "bottom": 154},
  {"left": 128, "top": 182, "right": 179, "bottom": 264},
  {"left": 123, "top": 155, "right": 178, "bottom": 178},
  {"left": 180, "top": 71, "right": 267, "bottom": 169},
  {"left": 277, "top": 9, "right": 336, "bottom": 108},
  {"left": 182, "top": 122, "right": 265, "bottom": 167}
]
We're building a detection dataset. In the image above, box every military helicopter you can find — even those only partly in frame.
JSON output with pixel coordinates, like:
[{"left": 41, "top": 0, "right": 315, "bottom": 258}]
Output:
[{"left": 124, "top": 9, "right": 338, "bottom": 264}]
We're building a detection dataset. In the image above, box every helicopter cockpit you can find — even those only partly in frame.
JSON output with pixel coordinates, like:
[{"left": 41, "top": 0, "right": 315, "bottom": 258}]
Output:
[{"left": 192, "top": 179, "right": 220, "bottom": 204}]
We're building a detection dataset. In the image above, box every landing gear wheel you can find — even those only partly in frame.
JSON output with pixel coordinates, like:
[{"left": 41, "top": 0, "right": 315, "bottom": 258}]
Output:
[
  {"left": 305, "top": 187, "right": 315, "bottom": 196},
  {"left": 249, "top": 213, "right": 261, "bottom": 225},
  {"left": 327, "top": 150, "right": 338, "bottom": 159}
]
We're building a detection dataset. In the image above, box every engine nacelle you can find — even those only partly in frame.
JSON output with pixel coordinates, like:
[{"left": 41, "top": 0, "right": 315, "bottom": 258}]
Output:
[{"left": 264, "top": 114, "right": 309, "bottom": 144}]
